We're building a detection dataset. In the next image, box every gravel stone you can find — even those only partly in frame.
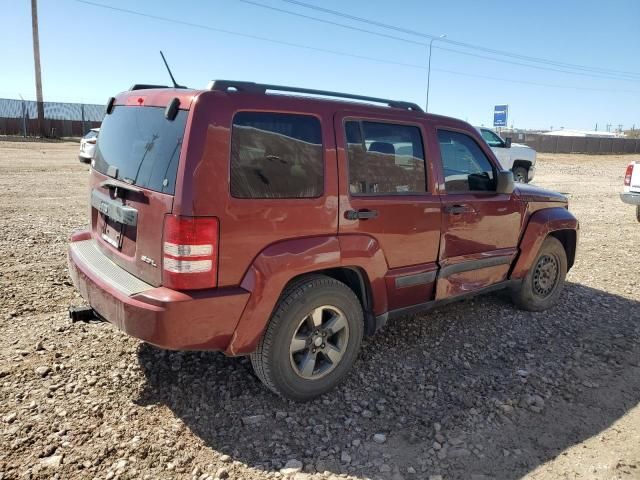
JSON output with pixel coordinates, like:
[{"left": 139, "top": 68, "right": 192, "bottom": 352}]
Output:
[
  {"left": 373, "top": 433, "right": 387, "bottom": 444},
  {"left": 0, "top": 144, "right": 639, "bottom": 480},
  {"left": 35, "top": 365, "right": 51, "bottom": 377},
  {"left": 242, "top": 414, "right": 266, "bottom": 425},
  {"left": 280, "top": 459, "right": 303, "bottom": 475}
]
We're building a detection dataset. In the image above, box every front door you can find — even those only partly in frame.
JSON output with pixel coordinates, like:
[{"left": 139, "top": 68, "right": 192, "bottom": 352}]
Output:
[
  {"left": 335, "top": 112, "right": 441, "bottom": 311},
  {"left": 434, "top": 128, "right": 524, "bottom": 300}
]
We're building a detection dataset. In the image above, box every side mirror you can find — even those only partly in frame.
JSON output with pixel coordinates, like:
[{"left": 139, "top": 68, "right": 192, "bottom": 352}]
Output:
[
  {"left": 496, "top": 170, "right": 515, "bottom": 194},
  {"left": 504, "top": 137, "right": 512, "bottom": 148}
]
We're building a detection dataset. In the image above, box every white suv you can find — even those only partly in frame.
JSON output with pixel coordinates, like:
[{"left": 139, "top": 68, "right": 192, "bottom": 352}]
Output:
[
  {"left": 79, "top": 128, "right": 99, "bottom": 164},
  {"left": 476, "top": 127, "right": 536, "bottom": 183},
  {"left": 621, "top": 160, "right": 640, "bottom": 222}
]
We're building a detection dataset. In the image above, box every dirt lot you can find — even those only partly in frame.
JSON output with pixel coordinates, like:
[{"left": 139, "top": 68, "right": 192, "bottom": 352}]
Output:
[{"left": 0, "top": 141, "right": 638, "bottom": 480}]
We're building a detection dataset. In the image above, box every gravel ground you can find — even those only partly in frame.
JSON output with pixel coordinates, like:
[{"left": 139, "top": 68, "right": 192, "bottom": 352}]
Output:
[{"left": 0, "top": 142, "right": 638, "bottom": 480}]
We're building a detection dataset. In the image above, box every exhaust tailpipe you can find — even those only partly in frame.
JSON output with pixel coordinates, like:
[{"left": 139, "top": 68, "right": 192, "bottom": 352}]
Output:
[{"left": 68, "top": 305, "right": 101, "bottom": 323}]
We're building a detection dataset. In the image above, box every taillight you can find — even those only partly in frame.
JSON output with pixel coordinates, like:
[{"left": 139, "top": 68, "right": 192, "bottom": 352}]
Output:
[
  {"left": 87, "top": 139, "right": 97, "bottom": 144},
  {"left": 624, "top": 163, "right": 634, "bottom": 186},
  {"left": 162, "top": 215, "right": 219, "bottom": 290}
]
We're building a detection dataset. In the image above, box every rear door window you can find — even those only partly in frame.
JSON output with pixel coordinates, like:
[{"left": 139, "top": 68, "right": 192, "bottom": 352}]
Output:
[
  {"left": 345, "top": 120, "right": 426, "bottom": 195},
  {"left": 438, "top": 130, "right": 496, "bottom": 192},
  {"left": 93, "top": 106, "right": 187, "bottom": 194},
  {"left": 230, "top": 112, "right": 323, "bottom": 199}
]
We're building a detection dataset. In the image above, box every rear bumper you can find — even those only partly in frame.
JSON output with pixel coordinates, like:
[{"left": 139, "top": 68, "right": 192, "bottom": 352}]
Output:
[
  {"left": 78, "top": 154, "right": 91, "bottom": 164},
  {"left": 67, "top": 233, "right": 250, "bottom": 351},
  {"left": 620, "top": 192, "right": 640, "bottom": 205}
]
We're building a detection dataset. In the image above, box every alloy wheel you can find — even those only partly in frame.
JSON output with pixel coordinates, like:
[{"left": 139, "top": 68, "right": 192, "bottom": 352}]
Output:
[
  {"left": 532, "top": 254, "right": 559, "bottom": 297},
  {"left": 289, "top": 305, "right": 350, "bottom": 380}
]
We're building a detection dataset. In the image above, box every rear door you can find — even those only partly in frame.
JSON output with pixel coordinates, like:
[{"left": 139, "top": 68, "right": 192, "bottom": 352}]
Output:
[
  {"left": 335, "top": 112, "right": 441, "bottom": 311},
  {"left": 89, "top": 103, "right": 189, "bottom": 286},
  {"left": 434, "top": 127, "right": 524, "bottom": 300}
]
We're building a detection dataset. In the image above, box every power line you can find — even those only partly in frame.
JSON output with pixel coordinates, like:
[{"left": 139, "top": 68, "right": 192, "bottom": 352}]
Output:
[
  {"left": 281, "top": 0, "right": 640, "bottom": 80},
  {"left": 433, "top": 45, "right": 640, "bottom": 82},
  {"left": 240, "top": 0, "right": 639, "bottom": 82},
  {"left": 71, "top": 0, "right": 640, "bottom": 94},
  {"left": 72, "top": 0, "right": 426, "bottom": 69},
  {"left": 239, "top": 0, "right": 426, "bottom": 46}
]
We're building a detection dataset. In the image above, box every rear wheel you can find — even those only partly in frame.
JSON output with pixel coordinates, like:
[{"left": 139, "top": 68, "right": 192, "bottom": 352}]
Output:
[
  {"left": 512, "top": 166, "right": 529, "bottom": 183},
  {"left": 250, "top": 275, "right": 363, "bottom": 401},
  {"left": 636, "top": 205, "right": 640, "bottom": 223},
  {"left": 511, "top": 236, "right": 567, "bottom": 311}
]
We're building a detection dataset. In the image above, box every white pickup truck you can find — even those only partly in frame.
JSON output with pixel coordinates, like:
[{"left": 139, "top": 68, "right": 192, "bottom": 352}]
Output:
[
  {"left": 476, "top": 127, "right": 537, "bottom": 183},
  {"left": 621, "top": 160, "right": 640, "bottom": 222}
]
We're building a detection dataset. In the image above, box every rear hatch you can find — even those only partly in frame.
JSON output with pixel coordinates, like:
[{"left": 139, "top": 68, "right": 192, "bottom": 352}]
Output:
[{"left": 89, "top": 99, "right": 189, "bottom": 286}]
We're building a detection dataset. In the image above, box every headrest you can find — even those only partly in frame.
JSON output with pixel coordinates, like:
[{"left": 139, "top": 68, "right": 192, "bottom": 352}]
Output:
[{"left": 368, "top": 142, "right": 395, "bottom": 155}]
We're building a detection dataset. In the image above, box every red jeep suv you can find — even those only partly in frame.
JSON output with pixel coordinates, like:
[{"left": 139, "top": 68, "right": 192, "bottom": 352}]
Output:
[{"left": 68, "top": 81, "right": 578, "bottom": 400}]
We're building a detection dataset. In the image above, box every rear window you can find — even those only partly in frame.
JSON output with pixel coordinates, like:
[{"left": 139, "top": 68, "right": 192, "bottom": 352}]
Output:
[
  {"left": 83, "top": 130, "right": 98, "bottom": 140},
  {"left": 230, "top": 112, "right": 323, "bottom": 199},
  {"left": 93, "top": 106, "right": 187, "bottom": 194}
]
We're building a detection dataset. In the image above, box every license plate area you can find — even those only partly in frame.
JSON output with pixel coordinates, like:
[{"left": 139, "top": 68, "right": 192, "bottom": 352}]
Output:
[{"left": 101, "top": 215, "right": 123, "bottom": 249}]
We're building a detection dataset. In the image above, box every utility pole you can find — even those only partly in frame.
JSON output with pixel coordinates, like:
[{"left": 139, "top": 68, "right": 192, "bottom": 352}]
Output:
[
  {"left": 425, "top": 34, "right": 446, "bottom": 113},
  {"left": 31, "top": 0, "right": 45, "bottom": 137}
]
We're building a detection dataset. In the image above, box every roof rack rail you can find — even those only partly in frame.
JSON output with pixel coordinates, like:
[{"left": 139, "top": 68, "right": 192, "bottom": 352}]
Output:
[
  {"left": 129, "top": 84, "right": 169, "bottom": 91},
  {"left": 207, "top": 80, "right": 423, "bottom": 112}
]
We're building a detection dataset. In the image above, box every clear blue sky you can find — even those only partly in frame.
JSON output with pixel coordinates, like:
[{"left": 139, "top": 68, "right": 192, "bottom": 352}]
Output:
[{"left": 2, "top": 0, "right": 639, "bottom": 130}]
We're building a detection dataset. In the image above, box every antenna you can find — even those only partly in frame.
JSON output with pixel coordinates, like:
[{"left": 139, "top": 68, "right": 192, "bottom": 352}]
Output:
[{"left": 159, "top": 51, "right": 185, "bottom": 89}]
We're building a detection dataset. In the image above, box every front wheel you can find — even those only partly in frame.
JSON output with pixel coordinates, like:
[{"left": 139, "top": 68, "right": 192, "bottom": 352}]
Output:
[
  {"left": 250, "top": 275, "right": 364, "bottom": 401},
  {"left": 512, "top": 166, "right": 529, "bottom": 183},
  {"left": 511, "top": 236, "right": 567, "bottom": 311}
]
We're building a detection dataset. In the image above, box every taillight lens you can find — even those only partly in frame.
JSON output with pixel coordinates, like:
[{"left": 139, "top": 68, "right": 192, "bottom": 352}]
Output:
[
  {"left": 162, "top": 215, "right": 219, "bottom": 290},
  {"left": 87, "top": 139, "right": 97, "bottom": 144},
  {"left": 624, "top": 163, "right": 634, "bottom": 186}
]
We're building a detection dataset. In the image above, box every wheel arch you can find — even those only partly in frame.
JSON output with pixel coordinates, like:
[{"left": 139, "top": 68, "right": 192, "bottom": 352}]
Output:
[
  {"left": 293, "top": 267, "right": 380, "bottom": 336},
  {"left": 510, "top": 207, "right": 579, "bottom": 280},
  {"left": 225, "top": 235, "right": 388, "bottom": 356},
  {"left": 512, "top": 159, "right": 532, "bottom": 170},
  {"left": 549, "top": 229, "right": 577, "bottom": 270}
]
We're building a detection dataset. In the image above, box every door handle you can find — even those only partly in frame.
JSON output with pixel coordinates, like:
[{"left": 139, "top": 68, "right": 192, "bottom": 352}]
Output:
[
  {"left": 345, "top": 209, "right": 379, "bottom": 220},
  {"left": 444, "top": 204, "right": 475, "bottom": 215}
]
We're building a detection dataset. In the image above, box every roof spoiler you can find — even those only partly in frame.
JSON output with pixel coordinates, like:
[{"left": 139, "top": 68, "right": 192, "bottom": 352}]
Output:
[{"left": 129, "top": 84, "right": 170, "bottom": 91}]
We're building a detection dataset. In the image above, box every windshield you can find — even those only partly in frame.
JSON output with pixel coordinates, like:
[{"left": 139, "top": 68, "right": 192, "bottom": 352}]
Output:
[
  {"left": 479, "top": 129, "right": 505, "bottom": 148},
  {"left": 93, "top": 106, "right": 187, "bottom": 194}
]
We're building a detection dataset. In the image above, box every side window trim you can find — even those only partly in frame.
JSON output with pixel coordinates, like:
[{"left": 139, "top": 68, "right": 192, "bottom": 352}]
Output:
[
  {"left": 344, "top": 118, "right": 429, "bottom": 197},
  {"left": 437, "top": 128, "right": 498, "bottom": 195}
]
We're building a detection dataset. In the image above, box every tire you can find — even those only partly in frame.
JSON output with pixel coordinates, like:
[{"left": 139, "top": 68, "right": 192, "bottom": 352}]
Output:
[
  {"left": 511, "top": 236, "right": 567, "bottom": 312},
  {"left": 512, "top": 166, "right": 529, "bottom": 183},
  {"left": 636, "top": 205, "right": 640, "bottom": 223},
  {"left": 250, "top": 274, "right": 364, "bottom": 401}
]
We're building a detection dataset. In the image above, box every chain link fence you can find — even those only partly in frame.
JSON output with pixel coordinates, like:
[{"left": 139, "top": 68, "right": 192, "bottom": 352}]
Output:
[{"left": 0, "top": 98, "right": 104, "bottom": 138}]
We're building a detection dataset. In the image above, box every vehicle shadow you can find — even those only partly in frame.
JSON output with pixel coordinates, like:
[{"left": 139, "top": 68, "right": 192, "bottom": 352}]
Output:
[{"left": 135, "top": 282, "right": 640, "bottom": 479}]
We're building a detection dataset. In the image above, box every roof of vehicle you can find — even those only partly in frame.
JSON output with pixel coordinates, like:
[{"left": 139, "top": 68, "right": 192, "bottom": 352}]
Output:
[{"left": 113, "top": 81, "right": 469, "bottom": 127}]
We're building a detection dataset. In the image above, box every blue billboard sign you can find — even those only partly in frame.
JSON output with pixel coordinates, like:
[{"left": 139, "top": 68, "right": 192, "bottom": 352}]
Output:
[{"left": 493, "top": 105, "right": 508, "bottom": 127}]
